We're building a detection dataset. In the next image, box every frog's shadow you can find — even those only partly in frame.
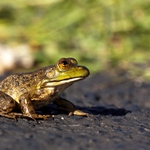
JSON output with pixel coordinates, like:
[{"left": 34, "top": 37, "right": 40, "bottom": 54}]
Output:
[
  {"left": 78, "top": 106, "right": 131, "bottom": 116},
  {"left": 41, "top": 104, "right": 131, "bottom": 116}
]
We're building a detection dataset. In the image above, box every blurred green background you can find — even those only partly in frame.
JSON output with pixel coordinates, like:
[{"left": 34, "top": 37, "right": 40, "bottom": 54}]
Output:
[{"left": 0, "top": 0, "right": 150, "bottom": 79}]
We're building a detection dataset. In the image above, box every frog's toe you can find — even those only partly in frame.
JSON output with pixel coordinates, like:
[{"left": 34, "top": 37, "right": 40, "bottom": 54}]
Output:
[
  {"left": 29, "top": 114, "right": 51, "bottom": 120},
  {"left": 69, "top": 109, "right": 89, "bottom": 117},
  {"left": 40, "top": 114, "right": 51, "bottom": 120}
]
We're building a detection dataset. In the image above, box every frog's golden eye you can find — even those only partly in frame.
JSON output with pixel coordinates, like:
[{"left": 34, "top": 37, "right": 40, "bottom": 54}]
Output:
[{"left": 57, "top": 58, "right": 71, "bottom": 71}]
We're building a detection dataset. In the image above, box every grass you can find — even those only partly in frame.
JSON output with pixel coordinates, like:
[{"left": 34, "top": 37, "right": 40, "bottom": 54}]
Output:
[{"left": 0, "top": 0, "right": 150, "bottom": 80}]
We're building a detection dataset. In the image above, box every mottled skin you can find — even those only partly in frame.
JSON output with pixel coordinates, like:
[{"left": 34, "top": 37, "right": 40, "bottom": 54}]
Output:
[{"left": 0, "top": 58, "right": 90, "bottom": 120}]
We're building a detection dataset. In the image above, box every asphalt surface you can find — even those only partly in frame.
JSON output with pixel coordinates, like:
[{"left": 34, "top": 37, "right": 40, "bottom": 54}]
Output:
[{"left": 0, "top": 72, "right": 150, "bottom": 150}]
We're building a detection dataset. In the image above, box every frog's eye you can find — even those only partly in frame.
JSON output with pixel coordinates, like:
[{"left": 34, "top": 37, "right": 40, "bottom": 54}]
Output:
[{"left": 57, "top": 58, "right": 71, "bottom": 71}]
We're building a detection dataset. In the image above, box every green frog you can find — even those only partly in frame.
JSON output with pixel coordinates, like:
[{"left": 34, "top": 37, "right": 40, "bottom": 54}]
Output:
[{"left": 0, "top": 58, "right": 90, "bottom": 120}]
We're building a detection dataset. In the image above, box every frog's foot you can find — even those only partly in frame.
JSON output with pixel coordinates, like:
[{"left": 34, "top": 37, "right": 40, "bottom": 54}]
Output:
[
  {"left": 0, "top": 112, "right": 17, "bottom": 120},
  {"left": 54, "top": 98, "right": 90, "bottom": 117},
  {"left": 24, "top": 113, "right": 51, "bottom": 120},
  {"left": 69, "top": 109, "right": 89, "bottom": 117},
  {"left": 0, "top": 112, "right": 51, "bottom": 120},
  {"left": 18, "top": 113, "right": 51, "bottom": 120}
]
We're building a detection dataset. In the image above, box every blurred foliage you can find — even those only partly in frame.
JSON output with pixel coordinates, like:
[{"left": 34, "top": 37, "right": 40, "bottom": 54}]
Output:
[{"left": 0, "top": 0, "right": 150, "bottom": 79}]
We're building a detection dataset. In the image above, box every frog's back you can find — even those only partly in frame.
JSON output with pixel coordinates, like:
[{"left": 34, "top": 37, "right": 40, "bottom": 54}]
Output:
[{"left": 0, "top": 68, "right": 48, "bottom": 100}]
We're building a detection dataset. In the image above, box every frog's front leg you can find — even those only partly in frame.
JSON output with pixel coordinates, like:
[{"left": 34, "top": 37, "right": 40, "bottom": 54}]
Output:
[
  {"left": 54, "top": 97, "right": 89, "bottom": 117},
  {"left": 19, "top": 93, "right": 51, "bottom": 120}
]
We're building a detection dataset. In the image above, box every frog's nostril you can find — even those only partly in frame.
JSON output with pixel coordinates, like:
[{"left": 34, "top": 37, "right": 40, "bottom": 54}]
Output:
[{"left": 78, "top": 66, "right": 90, "bottom": 77}]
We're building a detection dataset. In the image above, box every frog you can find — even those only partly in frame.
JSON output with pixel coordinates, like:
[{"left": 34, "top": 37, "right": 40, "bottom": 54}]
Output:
[{"left": 0, "top": 57, "right": 90, "bottom": 120}]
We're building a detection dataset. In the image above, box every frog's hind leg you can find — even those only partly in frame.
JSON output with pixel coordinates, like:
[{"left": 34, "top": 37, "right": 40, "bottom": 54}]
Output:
[
  {"left": 0, "top": 91, "right": 17, "bottom": 119},
  {"left": 54, "top": 97, "right": 89, "bottom": 117}
]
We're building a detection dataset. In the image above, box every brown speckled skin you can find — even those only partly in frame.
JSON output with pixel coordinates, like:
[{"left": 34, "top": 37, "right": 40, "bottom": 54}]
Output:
[{"left": 0, "top": 58, "right": 89, "bottom": 120}]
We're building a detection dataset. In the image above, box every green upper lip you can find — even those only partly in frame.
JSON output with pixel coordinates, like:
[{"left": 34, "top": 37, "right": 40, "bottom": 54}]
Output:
[
  {"left": 52, "top": 66, "right": 90, "bottom": 81},
  {"left": 43, "top": 65, "right": 90, "bottom": 87}
]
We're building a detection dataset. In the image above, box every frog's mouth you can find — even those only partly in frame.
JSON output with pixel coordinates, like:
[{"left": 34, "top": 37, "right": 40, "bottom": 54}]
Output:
[{"left": 43, "top": 77, "right": 83, "bottom": 87}]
